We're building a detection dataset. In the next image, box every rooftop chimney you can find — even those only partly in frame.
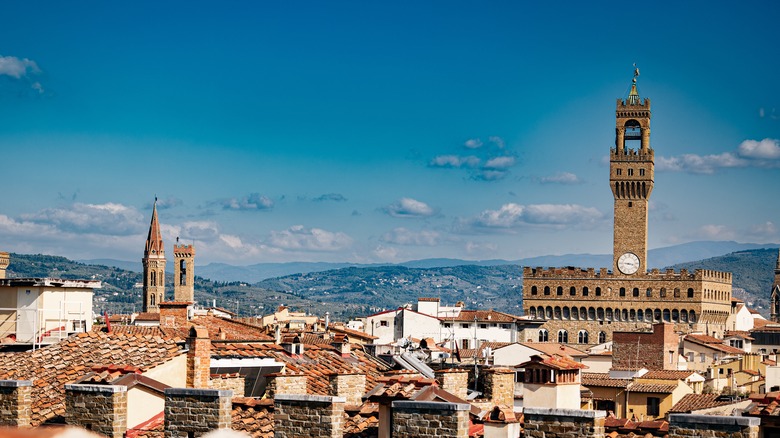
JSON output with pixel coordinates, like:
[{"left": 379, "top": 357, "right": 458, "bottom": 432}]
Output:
[{"left": 186, "top": 326, "right": 211, "bottom": 389}]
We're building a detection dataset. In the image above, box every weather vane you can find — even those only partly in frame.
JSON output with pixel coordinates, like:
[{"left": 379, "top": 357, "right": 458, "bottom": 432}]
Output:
[{"left": 633, "top": 63, "right": 640, "bottom": 83}]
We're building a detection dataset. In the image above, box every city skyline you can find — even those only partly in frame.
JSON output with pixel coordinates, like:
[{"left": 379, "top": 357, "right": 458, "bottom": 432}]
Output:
[{"left": 1, "top": 1, "right": 779, "bottom": 265}]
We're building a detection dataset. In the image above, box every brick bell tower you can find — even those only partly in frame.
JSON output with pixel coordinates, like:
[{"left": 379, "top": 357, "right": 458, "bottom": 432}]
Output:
[
  {"left": 611, "top": 67, "right": 654, "bottom": 276},
  {"left": 174, "top": 239, "right": 196, "bottom": 303},
  {"left": 142, "top": 198, "right": 166, "bottom": 312}
]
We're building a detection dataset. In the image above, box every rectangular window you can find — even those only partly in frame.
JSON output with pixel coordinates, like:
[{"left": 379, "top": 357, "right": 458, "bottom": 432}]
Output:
[
  {"left": 700, "top": 353, "right": 706, "bottom": 363},
  {"left": 443, "top": 323, "right": 452, "bottom": 328},
  {"left": 479, "top": 324, "right": 488, "bottom": 329},
  {"left": 380, "top": 320, "right": 388, "bottom": 327},
  {"left": 687, "top": 352, "right": 694, "bottom": 363},
  {"left": 647, "top": 397, "right": 660, "bottom": 417},
  {"left": 719, "top": 368, "right": 724, "bottom": 375},
  {"left": 461, "top": 339, "right": 469, "bottom": 349},
  {"left": 713, "top": 353, "right": 720, "bottom": 361},
  {"left": 461, "top": 323, "right": 470, "bottom": 329}
]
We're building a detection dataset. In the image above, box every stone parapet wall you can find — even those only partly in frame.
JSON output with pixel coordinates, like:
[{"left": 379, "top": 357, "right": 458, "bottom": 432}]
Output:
[
  {"left": 523, "top": 407, "right": 606, "bottom": 438},
  {"left": 434, "top": 369, "right": 468, "bottom": 400},
  {"left": 668, "top": 414, "right": 759, "bottom": 438},
  {"left": 0, "top": 380, "right": 32, "bottom": 427},
  {"left": 274, "top": 394, "right": 345, "bottom": 438},
  {"left": 482, "top": 368, "right": 515, "bottom": 407},
  {"left": 266, "top": 373, "right": 307, "bottom": 398},
  {"left": 328, "top": 373, "right": 365, "bottom": 406},
  {"left": 64, "top": 384, "right": 127, "bottom": 438},
  {"left": 209, "top": 375, "right": 245, "bottom": 397},
  {"left": 391, "top": 401, "right": 470, "bottom": 438},
  {"left": 164, "top": 388, "right": 233, "bottom": 438}
]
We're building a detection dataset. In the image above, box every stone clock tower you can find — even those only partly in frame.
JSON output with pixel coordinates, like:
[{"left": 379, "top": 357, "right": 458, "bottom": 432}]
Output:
[
  {"left": 142, "top": 199, "right": 166, "bottom": 312},
  {"left": 610, "top": 71, "right": 654, "bottom": 275}
]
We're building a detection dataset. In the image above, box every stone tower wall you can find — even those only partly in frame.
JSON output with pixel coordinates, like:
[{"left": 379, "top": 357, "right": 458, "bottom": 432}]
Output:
[
  {"left": 523, "top": 407, "right": 606, "bottom": 438},
  {"left": 391, "top": 401, "right": 470, "bottom": 438},
  {"left": 164, "top": 388, "right": 232, "bottom": 438},
  {"left": 667, "top": 414, "right": 759, "bottom": 438}
]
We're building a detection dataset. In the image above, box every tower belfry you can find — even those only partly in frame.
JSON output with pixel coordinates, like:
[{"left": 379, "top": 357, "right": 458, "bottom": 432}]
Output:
[
  {"left": 142, "top": 199, "right": 166, "bottom": 312},
  {"left": 611, "top": 68, "right": 654, "bottom": 275},
  {"left": 174, "top": 240, "right": 196, "bottom": 303}
]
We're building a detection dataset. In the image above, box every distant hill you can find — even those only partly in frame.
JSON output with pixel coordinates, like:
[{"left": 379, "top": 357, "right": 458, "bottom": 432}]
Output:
[{"left": 82, "top": 240, "right": 780, "bottom": 283}]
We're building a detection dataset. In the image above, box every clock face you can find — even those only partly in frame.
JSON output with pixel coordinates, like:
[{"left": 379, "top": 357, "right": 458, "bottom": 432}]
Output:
[{"left": 618, "top": 252, "right": 640, "bottom": 275}]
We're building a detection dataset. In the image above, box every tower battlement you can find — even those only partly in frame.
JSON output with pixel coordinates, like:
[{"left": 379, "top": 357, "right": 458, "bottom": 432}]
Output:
[
  {"left": 610, "top": 148, "right": 654, "bottom": 160},
  {"left": 617, "top": 97, "right": 651, "bottom": 110},
  {"left": 174, "top": 244, "right": 195, "bottom": 257},
  {"left": 523, "top": 266, "right": 731, "bottom": 284}
]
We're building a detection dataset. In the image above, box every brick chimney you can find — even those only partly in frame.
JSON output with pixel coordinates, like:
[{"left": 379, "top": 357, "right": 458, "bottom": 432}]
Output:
[
  {"left": 160, "top": 301, "right": 191, "bottom": 328},
  {"left": 482, "top": 368, "right": 515, "bottom": 408},
  {"left": 64, "top": 384, "right": 128, "bottom": 438},
  {"left": 0, "top": 380, "right": 32, "bottom": 427},
  {"left": 186, "top": 326, "right": 211, "bottom": 389},
  {"left": 331, "top": 334, "right": 351, "bottom": 357},
  {"left": 328, "top": 372, "right": 366, "bottom": 406},
  {"left": 434, "top": 369, "right": 469, "bottom": 400}
]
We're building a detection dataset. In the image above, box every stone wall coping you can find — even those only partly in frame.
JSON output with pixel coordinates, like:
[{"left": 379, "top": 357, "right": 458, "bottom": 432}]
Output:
[
  {"left": 165, "top": 388, "right": 233, "bottom": 397},
  {"left": 327, "top": 371, "right": 364, "bottom": 377},
  {"left": 434, "top": 369, "right": 469, "bottom": 374},
  {"left": 0, "top": 380, "right": 32, "bottom": 387},
  {"left": 669, "top": 414, "right": 760, "bottom": 427},
  {"left": 392, "top": 401, "right": 471, "bottom": 412},
  {"left": 483, "top": 367, "right": 515, "bottom": 374},
  {"left": 523, "top": 407, "right": 606, "bottom": 419},
  {"left": 275, "top": 394, "right": 347, "bottom": 404},
  {"left": 267, "top": 372, "right": 307, "bottom": 378},
  {"left": 64, "top": 384, "right": 127, "bottom": 394}
]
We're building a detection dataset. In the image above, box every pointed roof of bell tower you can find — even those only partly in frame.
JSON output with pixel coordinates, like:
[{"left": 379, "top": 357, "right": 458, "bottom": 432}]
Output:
[{"left": 144, "top": 198, "right": 165, "bottom": 257}]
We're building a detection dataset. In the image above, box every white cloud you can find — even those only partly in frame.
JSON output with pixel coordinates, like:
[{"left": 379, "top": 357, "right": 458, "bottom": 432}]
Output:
[
  {"left": 0, "top": 55, "right": 40, "bottom": 79},
  {"left": 738, "top": 138, "right": 780, "bottom": 160},
  {"left": 483, "top": 156, "right": 516, "bottom": 170},
  {"left": 221, "top": 193, "right": 274, "bottom": 210},
  {"left": 268, "top": 225, "right": 353, "bottom": 251},
  {"left": 693, "top": 224, "right": 737, "bottom": 240},
  {"left": 465, "top": 241, "right": 498, "bottom": 255},
  {"left": 461, "top": 203, "right": 603, "bottom": 232},
  {"left": 21, "top": 202, "right": 145, "bottom": 236},
  {"left": 373, "top": 245, "right": 400, "bottom": 262},
  {"left": 146, "top": 197, "right": 183, "bottom": 210},
  {"left": 381, "top": 227, "right": 440, "bottom": 246},
  {"left": 747, "top": 221, "right": 778, "bottom": 240},
  {"left": 313, "top": 193, "right": 347, "bottom": 202},
  {"left": 385, "top": 198, "right": 436, "bottom": 218},
  {"left": 473, "top": 170, "right": 508, "bottom": 181},
  {"left": 429, "top": 155, "right": 480, "bottom": 168},
  {"left": 539, "top": 172, "right": 581, "bottom": 184},
  {"left": 464, "top": 138, "right": 483, "bottom": 149},
  {"left": 657, "top": 138, "right": 780, "bottom": 174},
  {"left": 489, "top": 136, "right": 505, "bottom": 149}
]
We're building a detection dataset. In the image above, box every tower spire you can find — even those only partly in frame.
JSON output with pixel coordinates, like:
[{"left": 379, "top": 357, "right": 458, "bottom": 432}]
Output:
[{"left": 142, "top": 198, "right": 166, "bottom": 313}]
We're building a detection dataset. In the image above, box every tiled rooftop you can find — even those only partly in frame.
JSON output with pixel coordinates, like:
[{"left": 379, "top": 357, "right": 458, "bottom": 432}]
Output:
[
  {"left": 640, "top": 370, "right": 698, "bottom": 381},
  {"left": 581, "top": 373, "right": 630, "bottom": 388},
  {"left": 0, "top": 331, "right": 183, "bottom": 426},
  {"left": 669, "top": 393, "right": 735, "bottom": 413}
]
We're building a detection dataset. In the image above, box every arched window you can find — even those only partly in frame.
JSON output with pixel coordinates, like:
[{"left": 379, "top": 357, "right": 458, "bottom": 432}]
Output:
[
  {"left": 622, "top": 309, "right": 628, "bottom": 321},
  {"left": 545, "top": 307, "right": 553, "bottom": 319},
  {"left": 588, "top": 307, "right": 596, "bottom": 320},
  {"left": 672, "top": 309, "right": 679, "bottom": 322},
  {"left": 605, "top": 308, "right": 613, "bottom": 321},
  {"left": 654, "top": 309, "right": 662, "bottom": 321},
  {"left": 538, "top": 329, "right": 548, "bottom": 342},
  {"left": 619, "top": 287, "right": 626, "bottom": 297},
  {"left": 646, "top": 288, "right": 652, "bottom": 297},
  {"left": 583, "top": 287, "right": 589, "bottom": 296},
  {"left": 531, "top": 286, "right": 538, "bottom": 295},
  {"left": 680, "top": 309, "right": 688, "bottom": 322},
  {"left": 529, "top": 307, "right": 537, "bottom": 318},
  {"left": 663, "top": 309, "right": 671, "bottom": 322},
  {"left": 180, "top": 260, "right": 187, "bottom": 286},
  {"left": 562, "top": 307, "right": 570, "bottom": 320},
  {"left": 597, "top": 308, "right": 604, "bottom": 321},
  {"left": 674, "top": 288, "right": 680, "bottom": 298},
  {"left": 580, "top": 307, "right": 587, "bottom": 320},
  {"left": 150, "top": 293, "right": 156, "bottom": 306},
  {"left": 556, "top": 286, "right": 563, "bottom": 296},
  {"left": 689, "top": 310, "right": 697, "bottom": 323},
  {"left": 646, "top": 308, "right": 653, "bottom": 322},
  {"left": 570, "top": 286, "right": 576, "bottom": 296},
  {"left": 150, "top": 271, "right": 156, "bottom": 287},
  {"left": 572, "top": 307, "right": 579, "bottom": 320},
  {"left": 544, "top": 286, "right": 551, "bottom": 295},
  {"left": 687, "top": 288, "right": 694, "bottom": 298},
  {"left": 537, "top": 306, "right": 545, "bottom": 319},
  {"left": 578, "top": 330, "right": 589, "bottom": 344},
  {"left": 595, "top": 287, "right": 602, "bottom": 296},
  {"left": 558, "top": 330, "right": 568, "bottom": 343},
  {"left": 660, "top": 288, "right": 667, "bottom": 298},
  {"left": 554, "top": 306, "right": 562, "bottom": 319},
  {"left": 636, "top": 309, "right": 643, "bottom": 321},
  {"left": 598, "top": 331, "right": 606, "bottom": 344},
  {"left": 633, "top": 288, "right": 639, "bottom": 297}
]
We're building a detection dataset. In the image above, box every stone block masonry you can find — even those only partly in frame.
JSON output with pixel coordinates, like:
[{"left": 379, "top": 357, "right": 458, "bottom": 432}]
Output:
[
  {"left": 274, "top": 394, "right": 346, "bottom": 438},
  {"left": 668, "top": 414, "right": 760, "bottom": 438},
  {"left": 265, "top": 373, "right": 307, "bottom": 398},
  {"left": 64, "top": 384, "right": 127, "bottom": 438},
  {"left": 523, "top": 407, "right": 606, "bottom": 438},
  {"left": 328, "top": 372, "right": 366, "bottom": 406},
  {"left": 392, "top": 401, "right": 470, "bottom": 438},
  {"left": 434, "top": 369, "right": 468, "bottom": 400},
  {"left": 164, "top": 388, "right": 233, "bottom": 438},
  {"left": 0, "top": 380, "right": 32, "bottom": 427}
]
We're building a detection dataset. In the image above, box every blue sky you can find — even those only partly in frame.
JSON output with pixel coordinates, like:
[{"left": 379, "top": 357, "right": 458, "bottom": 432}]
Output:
[{"left": 1, "top": 1, "right": 778, "bottom": 265}]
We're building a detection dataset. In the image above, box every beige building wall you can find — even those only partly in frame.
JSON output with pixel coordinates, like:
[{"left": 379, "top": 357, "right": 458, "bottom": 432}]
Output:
[
  {"left": 143, "top": 354, "right": 187, "bottom": 388},
  {"left": 127, "top": 386, "right": 165, "bottom": 429},
  {"left": 523, "top": 383, "right": 580, "bottom": 410}
]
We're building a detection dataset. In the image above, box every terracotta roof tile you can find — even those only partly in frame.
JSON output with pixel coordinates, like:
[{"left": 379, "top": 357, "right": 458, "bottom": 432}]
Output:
[
  {"left": 669, "top": 393, "right": 735, "bottom": 413},
  {"left": 231, "top": 398, "right": 274, "bottom": 438},
  {"left": 0, "top": 331, "right": 183, "bottom": 426},
  {"left": 640, "top": 370, "right": 698, "bottom": 381},
  {"left": 582, "top": 373, "right": 630, "bottom": 388},
  {"left": 627, "top": 383, "right": 678, "bottom": 394}
]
